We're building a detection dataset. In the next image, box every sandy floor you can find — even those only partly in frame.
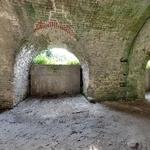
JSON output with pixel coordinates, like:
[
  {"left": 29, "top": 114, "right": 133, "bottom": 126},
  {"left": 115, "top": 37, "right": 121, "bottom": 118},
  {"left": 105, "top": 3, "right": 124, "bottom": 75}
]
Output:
[{"left": 0, "top": 95, "right": 150, "bottom": 150}]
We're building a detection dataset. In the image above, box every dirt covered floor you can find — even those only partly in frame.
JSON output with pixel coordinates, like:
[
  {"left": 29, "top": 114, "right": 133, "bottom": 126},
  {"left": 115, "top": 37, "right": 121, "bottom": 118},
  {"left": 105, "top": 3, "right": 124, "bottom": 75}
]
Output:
[{"left": 0, "top": 95, "right": 150, "bottom": 150}]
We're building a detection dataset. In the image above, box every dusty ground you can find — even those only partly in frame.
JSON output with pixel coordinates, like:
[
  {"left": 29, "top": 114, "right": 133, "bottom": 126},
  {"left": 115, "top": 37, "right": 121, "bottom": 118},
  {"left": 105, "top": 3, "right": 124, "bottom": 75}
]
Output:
[{"left": 0, "top": 95, "right": 150, "bottom": 150}]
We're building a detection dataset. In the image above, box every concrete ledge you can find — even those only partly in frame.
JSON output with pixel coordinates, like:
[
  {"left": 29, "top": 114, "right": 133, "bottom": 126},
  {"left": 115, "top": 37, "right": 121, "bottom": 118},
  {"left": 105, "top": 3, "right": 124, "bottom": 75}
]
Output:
[{"left": 30, "top": 64, "right": 81, "bottom": 97}]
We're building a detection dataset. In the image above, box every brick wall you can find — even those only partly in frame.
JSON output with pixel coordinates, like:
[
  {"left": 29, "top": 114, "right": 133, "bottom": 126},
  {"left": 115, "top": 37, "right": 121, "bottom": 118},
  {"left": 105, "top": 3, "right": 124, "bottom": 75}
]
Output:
[
  {"left": 0, "top": 0, "right": 150, "bottom": 109},
  {"left": 127, "top": 19, "right": 150, "bottom": 99}
]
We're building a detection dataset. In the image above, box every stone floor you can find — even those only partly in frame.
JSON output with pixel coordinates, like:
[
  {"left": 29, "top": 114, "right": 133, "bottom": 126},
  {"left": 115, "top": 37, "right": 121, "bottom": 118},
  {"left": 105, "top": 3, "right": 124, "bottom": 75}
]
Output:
[{"left": 0, "top": 95, "right": 150, "bottom": 150}]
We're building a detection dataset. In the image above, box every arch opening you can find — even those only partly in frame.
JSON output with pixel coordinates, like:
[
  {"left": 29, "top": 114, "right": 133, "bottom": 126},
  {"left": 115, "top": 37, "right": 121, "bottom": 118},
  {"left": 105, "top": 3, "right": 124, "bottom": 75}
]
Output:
[
  {"left": 13, "top": 44, "right": 89, "bottom": 105},
  {"left": 33, "top": 48, "right": 80, "bottom": 65},
  {"left": 126, "top": 19, "right": 150, "bottom": 100},
  {"left": 30, "top": 47, "right": 82, "bottom": 97}
]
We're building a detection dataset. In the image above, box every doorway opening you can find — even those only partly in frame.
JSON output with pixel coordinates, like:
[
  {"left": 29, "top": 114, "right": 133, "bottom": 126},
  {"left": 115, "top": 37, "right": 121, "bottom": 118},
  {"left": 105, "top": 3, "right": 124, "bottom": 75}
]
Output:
[{"left": 30, "top": 48, "right": 83, "bottom": 98}]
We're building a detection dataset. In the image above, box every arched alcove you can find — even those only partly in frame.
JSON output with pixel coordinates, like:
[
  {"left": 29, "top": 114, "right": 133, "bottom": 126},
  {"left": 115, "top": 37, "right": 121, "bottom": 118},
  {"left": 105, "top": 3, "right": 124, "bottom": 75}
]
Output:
[
  {"left": 127, "top": 19, "right": 150, "bottom": 100},
  {"left": 30, "top": 47, "right": 81, "bottom": 97},
  {"left": 13, "top": 35, "right": 89, "bottom": 105}
]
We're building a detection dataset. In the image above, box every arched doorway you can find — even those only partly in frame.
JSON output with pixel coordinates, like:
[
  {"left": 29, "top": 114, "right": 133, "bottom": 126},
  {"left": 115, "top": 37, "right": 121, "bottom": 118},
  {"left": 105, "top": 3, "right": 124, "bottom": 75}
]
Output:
[
  {"left": 29, "top": 47, "right": 83, "bottom": 97},
  {"left": 127, "top": 19, "right": 150, "bottom": 100},
  {"left": 12, "top": 17, "right": 90, "bottom": 105},
  {"left": 13, "top": 43, "right": 89, "bottom": 105}
]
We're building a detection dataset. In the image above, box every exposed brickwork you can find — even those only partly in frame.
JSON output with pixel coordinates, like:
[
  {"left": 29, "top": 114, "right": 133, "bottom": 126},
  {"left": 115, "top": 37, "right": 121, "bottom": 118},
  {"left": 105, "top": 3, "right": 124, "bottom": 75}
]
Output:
[
  {"left": 13, "top": 46, "right": 35, "bottom": 105},
  {"left": 127, "top": 19, "right": 150, "bottom": 100},
  {"left": 34, "top": 20, "right": 76, "bottom": 40},
  {"left": 0, "top": 0, "right": 150, "bottom": 109}
]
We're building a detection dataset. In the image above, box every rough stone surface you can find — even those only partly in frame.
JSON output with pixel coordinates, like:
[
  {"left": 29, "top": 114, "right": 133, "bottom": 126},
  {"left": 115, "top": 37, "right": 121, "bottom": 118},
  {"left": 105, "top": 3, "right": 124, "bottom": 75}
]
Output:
[
  {"left": 1, "top": 95, "right": 150, "bottom": 150},
  {"left": 0, "top": 0, "right": 150, "bottom": 108},
  {"left": 13, "top": 46, "right": 35, "bottom": 105},
  {"left": 127, "top": 139, "right": 141, "bottom": 150}
]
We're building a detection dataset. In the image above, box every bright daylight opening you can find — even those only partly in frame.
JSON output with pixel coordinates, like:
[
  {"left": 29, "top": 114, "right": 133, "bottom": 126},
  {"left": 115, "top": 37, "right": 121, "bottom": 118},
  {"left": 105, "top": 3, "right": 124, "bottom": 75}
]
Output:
[{"left": 33, "top": 48, "right": 80, "bottom": 65}]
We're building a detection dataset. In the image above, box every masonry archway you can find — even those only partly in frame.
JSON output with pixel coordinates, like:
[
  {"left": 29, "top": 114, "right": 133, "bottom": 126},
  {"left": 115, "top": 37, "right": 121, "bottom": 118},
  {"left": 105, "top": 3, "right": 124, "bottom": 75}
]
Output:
[
  {"left": 127, "top": 19, "right": 150, "bottom": 100},
  {"left": 13, "top": 22, "right": 89, "bottom": 105},
  {"left": 30, "top": 47, "right": 83, "bottom": 97}
]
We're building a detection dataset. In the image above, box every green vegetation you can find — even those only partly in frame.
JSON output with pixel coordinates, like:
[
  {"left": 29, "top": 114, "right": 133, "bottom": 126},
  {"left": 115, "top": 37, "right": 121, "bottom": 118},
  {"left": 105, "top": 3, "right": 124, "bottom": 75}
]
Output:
[
  {"left": 33, "top": 48, "right": 80, "bottom": 65},
  {"left": 67, "top": 60, "right": 80, "bottom": 65},
  {"left": 33, "top": 53, "right": 56, "bottom": 65}
]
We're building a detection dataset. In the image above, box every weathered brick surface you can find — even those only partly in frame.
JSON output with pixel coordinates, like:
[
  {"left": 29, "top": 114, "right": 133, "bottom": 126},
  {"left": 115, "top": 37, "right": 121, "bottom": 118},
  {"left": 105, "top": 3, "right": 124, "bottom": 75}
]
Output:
[
  {"left": 0, "top": 0, "right": 150, "bottom": 109},
  {"left": 127, "top": 19, "right": 150, "bottom": 100}
]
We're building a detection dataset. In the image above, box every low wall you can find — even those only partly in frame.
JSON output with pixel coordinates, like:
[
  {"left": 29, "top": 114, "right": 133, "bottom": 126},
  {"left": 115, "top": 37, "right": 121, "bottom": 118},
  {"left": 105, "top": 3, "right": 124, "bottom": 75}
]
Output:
[{"left": 30, "top": 64, "right": 81, "bottom": 97}]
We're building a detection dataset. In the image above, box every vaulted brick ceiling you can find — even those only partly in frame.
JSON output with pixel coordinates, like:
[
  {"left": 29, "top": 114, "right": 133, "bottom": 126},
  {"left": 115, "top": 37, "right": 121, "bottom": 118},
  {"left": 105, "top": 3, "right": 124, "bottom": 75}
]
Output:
[{"left": 0, "top": 0, "right": 150, "bottom": 109}]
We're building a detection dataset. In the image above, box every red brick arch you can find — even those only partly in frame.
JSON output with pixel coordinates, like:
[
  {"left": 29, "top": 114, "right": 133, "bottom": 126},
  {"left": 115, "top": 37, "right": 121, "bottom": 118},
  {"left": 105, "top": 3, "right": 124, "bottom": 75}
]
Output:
[{"left": 34, "top": 20, "right": 76, "bottom": 40}]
